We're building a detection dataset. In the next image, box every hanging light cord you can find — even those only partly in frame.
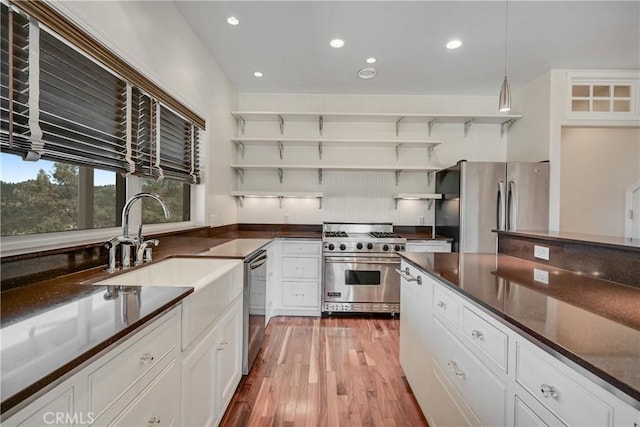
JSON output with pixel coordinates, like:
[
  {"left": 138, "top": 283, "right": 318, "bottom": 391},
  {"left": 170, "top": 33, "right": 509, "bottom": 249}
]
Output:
[{"left": 503, "top": 0, "right": 509, "bottom": 78}]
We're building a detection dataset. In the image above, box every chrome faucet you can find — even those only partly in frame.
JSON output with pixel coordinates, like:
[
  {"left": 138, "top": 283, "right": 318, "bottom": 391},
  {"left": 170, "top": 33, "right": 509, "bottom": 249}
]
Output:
[{"left": 105, "top": 192, "right": 170, "bottom": 271}]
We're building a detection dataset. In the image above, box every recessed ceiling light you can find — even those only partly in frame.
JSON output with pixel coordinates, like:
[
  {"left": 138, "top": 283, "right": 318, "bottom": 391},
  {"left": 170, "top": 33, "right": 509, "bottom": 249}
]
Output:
[
  {"left": 330, "top": 39, "right": 345, "bottom": 48},
  {"left": 366, "top": 57, "right": 377, "bottom": 64},
  {"left": 253, "top": 71, "right": 263, "bottom": 77},
  {"left": 446, "top": 40, "right": 463, "bottom": 50},
  {"left": 226, "top": 16, "right": 239, "bottom": 26},
  {"left": 358, "top": 68, "right": 376, "bottom": 79}
]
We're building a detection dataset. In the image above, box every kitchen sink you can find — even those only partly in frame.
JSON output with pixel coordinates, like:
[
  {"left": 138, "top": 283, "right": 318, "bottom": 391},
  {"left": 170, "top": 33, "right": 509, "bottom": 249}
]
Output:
[{"left": 92, "top": 257, "right": 242, "bottom": 292}]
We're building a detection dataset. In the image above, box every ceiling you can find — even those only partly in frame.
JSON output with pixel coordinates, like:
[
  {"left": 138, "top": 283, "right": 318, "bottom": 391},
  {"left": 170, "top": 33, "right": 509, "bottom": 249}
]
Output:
[{"left": 174, "top": 1, "right": 640, "bottom": 96}]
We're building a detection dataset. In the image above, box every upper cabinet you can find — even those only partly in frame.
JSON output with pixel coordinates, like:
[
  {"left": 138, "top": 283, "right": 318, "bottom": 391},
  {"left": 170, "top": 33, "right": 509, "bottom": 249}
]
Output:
[{"left": 566, "top": 71, "right": 639, "bottom": 122}]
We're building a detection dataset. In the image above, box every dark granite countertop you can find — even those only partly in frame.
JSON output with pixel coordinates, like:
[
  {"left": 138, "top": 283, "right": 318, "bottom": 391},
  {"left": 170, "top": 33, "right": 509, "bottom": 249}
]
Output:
[
  {"left": 497, "top": 230, "right": 640, "bottom": 251},
  {"left": 0, "top": 282, "right": 192, "bottom": 417},
  {"left": 399, "top": 252, "right": 640, "bottom": 409}
]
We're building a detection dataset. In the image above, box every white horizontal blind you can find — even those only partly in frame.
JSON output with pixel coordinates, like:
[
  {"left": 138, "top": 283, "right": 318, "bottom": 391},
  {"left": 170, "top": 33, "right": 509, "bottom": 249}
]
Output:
[{"left": 0, "top": 4, "right": 31, "bottom": 156}]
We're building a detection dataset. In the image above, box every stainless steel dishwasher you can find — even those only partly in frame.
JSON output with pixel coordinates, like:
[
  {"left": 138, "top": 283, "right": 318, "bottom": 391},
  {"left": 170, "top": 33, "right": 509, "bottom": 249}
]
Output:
[{"left": 243, "top": 249, "right": 267, "bottom": 374}]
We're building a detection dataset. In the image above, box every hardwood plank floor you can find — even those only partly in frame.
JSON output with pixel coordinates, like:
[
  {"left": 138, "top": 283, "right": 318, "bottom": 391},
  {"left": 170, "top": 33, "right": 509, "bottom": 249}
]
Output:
[{"left": 220, "top": 316, "right": 429, "bottom": 427}]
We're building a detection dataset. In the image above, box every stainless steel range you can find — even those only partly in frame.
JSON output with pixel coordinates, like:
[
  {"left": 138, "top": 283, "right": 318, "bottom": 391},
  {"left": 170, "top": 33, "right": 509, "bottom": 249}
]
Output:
[{"left": 322, "top": 222, "right": 406, "bottom": 315}]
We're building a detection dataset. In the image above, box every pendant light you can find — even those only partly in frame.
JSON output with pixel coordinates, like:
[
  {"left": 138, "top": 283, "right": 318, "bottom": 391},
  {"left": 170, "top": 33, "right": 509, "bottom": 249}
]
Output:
[{"left": 498, "top": 0, "right": 511, "bottom": 112}]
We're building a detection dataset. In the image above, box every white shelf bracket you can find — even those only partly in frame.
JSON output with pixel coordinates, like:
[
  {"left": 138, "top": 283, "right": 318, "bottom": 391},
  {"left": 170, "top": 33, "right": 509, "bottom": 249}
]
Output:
[
  {"left": 318, "top": 141, "right": 323, "bottom": 159},
  {"left": 394, "top": 198, "right": 399, "bottom": 209},
  {"left": 277, "top": 168, "right": 283, "bottom": 184},
  {"left": 236, "top": 141, "right": 245, "bottom": 159},
  {"left": 395, "top": 116, "right": 405, "bottom": 136},
  {"left": 427, "top": 171, "right": 435, "bottom": 186},
  {"left": 318, "top": 197, "right": 322, "bottom": 210},
  {"left": 319, "top": 115, "right": 324, "bottom": 135},
  {"left": 395, "top": 170, "right": 401, "bottom": 186},
  {"left": 427, "top": 199, "right": 434, "bottom": 210},
  {"left": 500, "top": 119, "right": 516, "bottom": 137},
  {"left": 395, "top": 143, "right": 403, "bottom": 161},
  {"left": 427, "top": 145, "right": 435, "bottom": 161},
  {"left": 278, "top": 196, "right": 284, "bottom": 208},
  {"left": 237, "top": 116, "right": 246, "bottom": 135},
  {"left": 318, "top": 169, "right": 323, "bottom": 185},
  {"left": 278, "top": 115, "right": 285, "bottom": 135},
  {"left": 277, "top": 141, "right": 284, "bottom": 160},
  {"left": 428, "top": 118, "right": 438, "bottom": 137},
  {"left": 464, "top": 118, "right": 475, "bottom": 137},
  {"left": 235, "top": 168, "right": 245, "bottom": 184},
  {"left": 237, "top": 196, "right": 244, "bottom": 208}
]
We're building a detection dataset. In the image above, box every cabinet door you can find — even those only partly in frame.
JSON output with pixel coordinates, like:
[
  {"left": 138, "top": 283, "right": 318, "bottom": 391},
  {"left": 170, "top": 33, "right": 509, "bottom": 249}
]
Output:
[
  {"left": 213, "top": 298, "right": 243, "bottom": 424},
  {"left": 109, "top": 361, "right": 180, "bottom": 427},
  {"left": 181, "top": 325, "right": 217, "bottom": 427},
  {"left": 3, "top": 384, "right": 76, "bottom": 427}
]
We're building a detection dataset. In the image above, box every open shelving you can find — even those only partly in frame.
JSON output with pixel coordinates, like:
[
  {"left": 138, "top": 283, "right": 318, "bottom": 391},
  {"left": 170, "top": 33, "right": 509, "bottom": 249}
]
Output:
[
  {"left": 393, "top": 193, "right": 443, "bottom": 209},
  {"left": 230, "top": 191, "right": 323, "bottom": 209}
]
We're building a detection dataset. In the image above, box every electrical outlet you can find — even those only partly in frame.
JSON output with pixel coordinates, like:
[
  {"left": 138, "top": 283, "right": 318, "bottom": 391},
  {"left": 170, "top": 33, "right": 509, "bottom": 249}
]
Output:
[
  {"left": 534, "top": 245, "right": 550, "bottom": 260},
  {"left": 283, "top": 214, "right": 289, "bottom": 224},
  {"left": 209, "top": 214, "right": 217, "bottom": 227},
  {"left": 418, "top": 216, "right": 425, "bottom": 225},
  {"left": 533, "top": 268, "right": 549, "bottom": 284}
]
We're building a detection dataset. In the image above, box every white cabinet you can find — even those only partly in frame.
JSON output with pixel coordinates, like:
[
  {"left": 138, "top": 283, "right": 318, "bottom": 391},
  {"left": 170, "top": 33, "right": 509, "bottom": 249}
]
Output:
[
  {"left": 181, "top": 297, "right": 243, "bottom": 427},
  {"left": 270, "top": 239, "right": 322, "bottom": 316},
  {"left": 406, "top": 240, "right": 451, "bottom": 253},
  {"left": 565, "top": 71, "right": 639, "bottom": 122},
  {"left": 3, "top": 382, "right": 77, "bottom": 427},
  {"left": 401, "top": 260, "right": 640, "bottom": 427}
]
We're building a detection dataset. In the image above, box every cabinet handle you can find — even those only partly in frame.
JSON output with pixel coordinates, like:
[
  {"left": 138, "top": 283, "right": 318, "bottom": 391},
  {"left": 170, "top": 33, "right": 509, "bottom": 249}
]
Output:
[
  {"left": 394, "top": 268, "right": 422, "bottom": 285},
  {"left": 447, "top": 361, "right": 466, "bottom": 379},
  {"left": 140, "top": 353, "right": 155, "bottom": 364},
  {"left": 540, "top": 384, "right": 558, "bottom": 399},
  {"left": 471, "top": 330, "right": 483, "bottom": 339},
  {"left": 437, "top": 301, "right": 446, "bottom": 309},
  {"left": 147, "top": 416, "right": 160, "bottom": 426},
  {"left": 221, "top": 339, "right": 228, "bottom": 345}
]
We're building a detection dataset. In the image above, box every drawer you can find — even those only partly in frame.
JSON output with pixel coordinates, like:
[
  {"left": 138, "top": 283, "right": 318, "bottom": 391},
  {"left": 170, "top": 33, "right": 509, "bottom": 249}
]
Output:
[
  {"left": 282, "top": 240, "right": 320, "bottom": 256},
  {"left": 406, "top": 242, "right": 451, "bottom": 253},
  {"left": 108, "top": 360, "right": 180, "bottom": 427},
  {"left": 515, "top": 341, "right": 613, "bottom": 427},
  {"left": 88, "top": 313, "right": 178, "bottom": 418},
  {"left": 282, "top": 257, "right": 319, "bottom": 280},
  {"left": 433, "top": 284, "right": 460, "bottom": 328},
  {"left": 432, "top": 317, "right": 507, "bottom": 427},
  {"left": 461, "top": 306, "right": 509, "bottom": 374},
  {"left": 281, "top": 281, "right": 319, "bottom": 307}
]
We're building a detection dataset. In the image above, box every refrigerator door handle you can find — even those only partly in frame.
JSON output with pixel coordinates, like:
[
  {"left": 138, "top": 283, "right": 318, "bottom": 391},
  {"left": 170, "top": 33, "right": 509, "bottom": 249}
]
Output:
[
  {"left": 508, "top": 180, "right": 517, "bottom": 231},
  {"left": 497, "top": 181, "right": 506, "bottom": 230}
]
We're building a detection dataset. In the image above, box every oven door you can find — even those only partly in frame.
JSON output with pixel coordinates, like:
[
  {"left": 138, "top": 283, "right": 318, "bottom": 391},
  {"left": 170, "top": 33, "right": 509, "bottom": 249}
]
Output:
[{"left": 323, "top": 255, "right": 400, "bottom": 304}]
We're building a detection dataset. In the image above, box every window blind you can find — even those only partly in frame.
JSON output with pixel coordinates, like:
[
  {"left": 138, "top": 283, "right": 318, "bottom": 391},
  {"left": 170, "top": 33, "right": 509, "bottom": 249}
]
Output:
[{"left": 1, "top": 3, "right": 202, "bottom": 183}]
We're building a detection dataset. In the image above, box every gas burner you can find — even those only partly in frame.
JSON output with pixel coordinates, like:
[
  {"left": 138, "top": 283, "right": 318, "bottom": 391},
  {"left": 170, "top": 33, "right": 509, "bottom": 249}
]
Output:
[
  {"left": 324, "top": 231, "right": 349, "bottom": 238},
  {"left": 369, "top": 231, "right": 403, "bottom": 238}
]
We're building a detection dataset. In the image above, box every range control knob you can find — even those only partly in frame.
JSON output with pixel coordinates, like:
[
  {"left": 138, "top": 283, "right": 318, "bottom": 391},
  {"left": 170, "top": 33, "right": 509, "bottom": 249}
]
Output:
[
  {"left": 394, "top": 245, "right": 401, "bottom": 251},
  {"left": 356, "top": 243, "right": 363, "bottom": 250},
  {"left": 339, "top": 244, "right": 347, "bottom": 251},
  {"left": 367, "top": 243, "right": 373, "bottom": 250},
  {"left": 383, "top": 244, "right": 389, "bottom": 251},
  {"left": 328, "top": 243, "right": 335, "bottom": 251}
]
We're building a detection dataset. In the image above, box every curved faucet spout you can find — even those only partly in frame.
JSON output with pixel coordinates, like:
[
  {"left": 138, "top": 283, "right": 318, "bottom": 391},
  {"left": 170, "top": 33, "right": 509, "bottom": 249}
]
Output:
[{"left": 121, "top": 192, "right": 171, "bottom": 237}]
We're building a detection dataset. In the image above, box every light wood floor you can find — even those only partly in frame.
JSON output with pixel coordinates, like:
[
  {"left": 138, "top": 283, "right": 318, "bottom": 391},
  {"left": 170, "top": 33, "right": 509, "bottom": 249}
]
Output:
[{"left": 220, "top": 316, "right": 429, "bottom": 427}]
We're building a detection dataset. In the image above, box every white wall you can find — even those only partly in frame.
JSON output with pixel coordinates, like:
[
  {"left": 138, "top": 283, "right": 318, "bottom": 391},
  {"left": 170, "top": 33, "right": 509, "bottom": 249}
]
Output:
[
  {"left": 235, "top": 93, "right": 508, "bottom": 225},
  {"left": 560, "top": 127, "right": 640, "bottom": 237},
  {"left": 51, "top": 1, "right": 239, "bottom": 227}
]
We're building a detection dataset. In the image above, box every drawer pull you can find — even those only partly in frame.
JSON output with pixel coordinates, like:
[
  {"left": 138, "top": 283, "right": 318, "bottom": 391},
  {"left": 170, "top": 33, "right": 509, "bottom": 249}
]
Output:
[
  {"left": 471, "top": 330, "right": 483, "bottom": 339},
  {"left": 395, "top": 268, "right": 422, "bottom": 285},
  {"left": 540, "top": 384, "right": 558, "bottom": 399},
  {"left": 140, "top": 353, "right": 155, "bottom": 364},
  {"left": 437, "top": 301, "right": 447, "bottom": 309},
  {"left": 447, "top": 361, "right": 466, "bottom": 379},
  {"left": 148, "top": 416, "right": 161, "bottom": 426}
]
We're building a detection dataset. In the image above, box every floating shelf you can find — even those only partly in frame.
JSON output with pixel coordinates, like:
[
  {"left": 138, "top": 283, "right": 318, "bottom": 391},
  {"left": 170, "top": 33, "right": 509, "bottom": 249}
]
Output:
[
  {"left": 231, "top": 137, "right": 442, "bottom": 161},
  {"left": 394, "top": 193, "right": 443, "bottom": 209},
  {"left": 231, "top": 111, "right": 522, "bottom": 137},
  {"left": 231, "top": 164, "right": 441, "bottom": 186},
  {"left": 230, "top": 191, "right": 323, "bottom": 209}
]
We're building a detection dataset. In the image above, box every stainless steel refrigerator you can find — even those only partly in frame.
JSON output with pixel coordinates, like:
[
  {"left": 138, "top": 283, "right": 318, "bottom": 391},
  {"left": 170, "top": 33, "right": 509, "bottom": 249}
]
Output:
[{"left": 435, "top": 161, "right": 549, "bottom": 253}]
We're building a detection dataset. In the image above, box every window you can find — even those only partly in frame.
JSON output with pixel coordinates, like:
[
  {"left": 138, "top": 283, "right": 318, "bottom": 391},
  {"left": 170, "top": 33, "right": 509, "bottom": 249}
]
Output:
[{"left": 1, "top": 3, "right": 205, "bottom": 240}]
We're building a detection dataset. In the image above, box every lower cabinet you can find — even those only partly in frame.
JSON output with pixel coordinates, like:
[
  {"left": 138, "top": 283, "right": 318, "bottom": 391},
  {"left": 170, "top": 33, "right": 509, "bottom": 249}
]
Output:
[
  {"left": 181, "top": 297, "right": 243, "bottom": 427},
  {"left": 399, "top": 259, "right": 640, "bottom": 427}
]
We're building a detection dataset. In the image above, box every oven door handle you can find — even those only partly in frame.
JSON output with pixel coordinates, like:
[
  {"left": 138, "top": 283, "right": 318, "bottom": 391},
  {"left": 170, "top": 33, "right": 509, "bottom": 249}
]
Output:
[
  {"left": 325, "top": 258, "right": 400, "bottom": 264},
  {"left": 395, "top": 268, "right": 422, "bottom": 285}
]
